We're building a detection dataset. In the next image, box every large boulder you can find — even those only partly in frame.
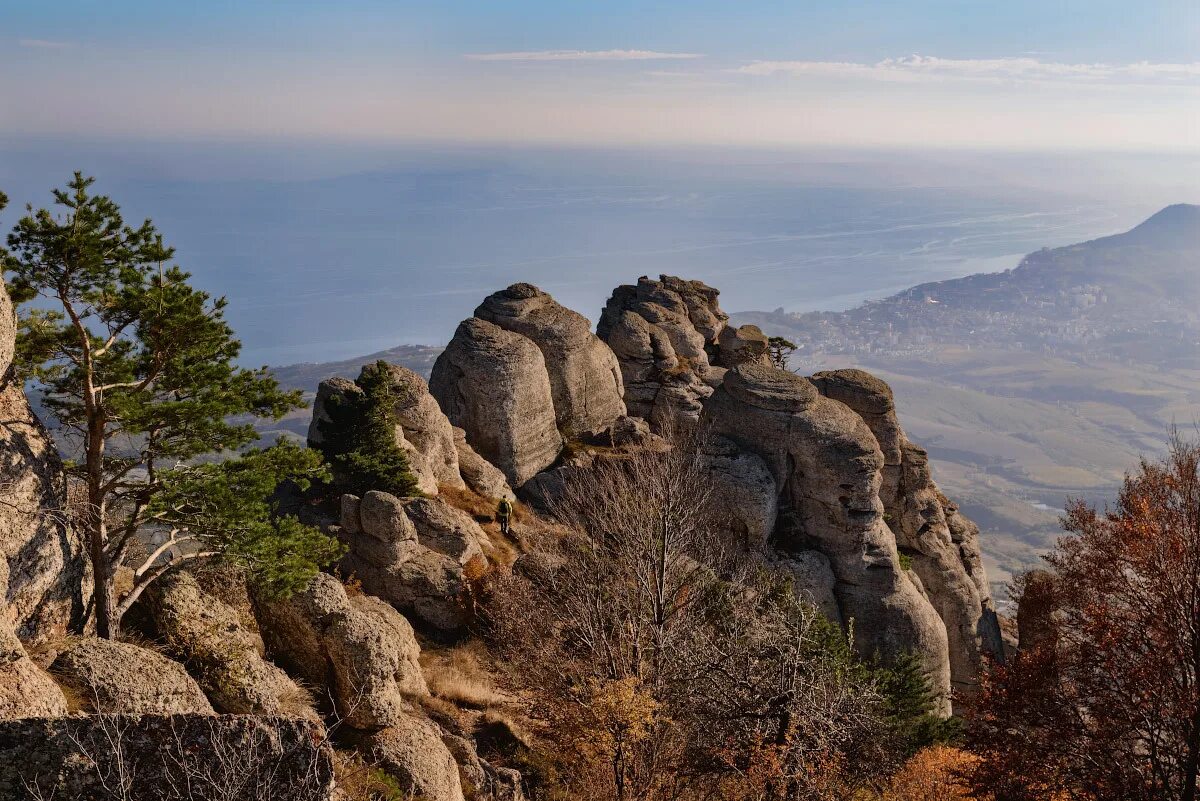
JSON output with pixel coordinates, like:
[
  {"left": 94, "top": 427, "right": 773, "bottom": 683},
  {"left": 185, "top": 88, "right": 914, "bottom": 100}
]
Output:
[
  {"left": 476, "top": 284, "right": 626, "bottom": 438},
  {"left": 143, "top": 571, "right": 317, "bottom": 719},
  {"left": 596, "top": 275, "right": 730, "bottom": 430},
  {"left": 338, "top": 492, "right": 475, "bottom": 633},
  {"left": 453, "top": 427, "right": 515, "bottom": 501},
  {"left": 0, "top": 714, "right": 335, "bottom": 801},
  {"left": 362, "top": 713, "right": 465, "bottom": 801},
  {"left": 717, "top": 324, "right": 771, "bottom": 368},
  {"left": 702, "top": 436, "right": 777, "bottom": 549},
  {"left": 430, "top": 318, "right": 562, "bottom": 488},
  {"left": 0, "top": 279, "right": 88, "bottom": 644},
  {"left": 701, "top": 363, "right": 952, "bottom": 711},
  {"left": 812, "top": 368, "right": 1004, "bottom": 698},
  {"left": 51, "top": 637, "right": 214, "bottom": 715},
  {"left": 404, "top": 497, "right": 489, "bottom": 565},
  {"left": 0, "top": 617, "right": 67, "bottom": 719},
  {"left": 252, "top": 572, "right": 427, "bottom": 730}
]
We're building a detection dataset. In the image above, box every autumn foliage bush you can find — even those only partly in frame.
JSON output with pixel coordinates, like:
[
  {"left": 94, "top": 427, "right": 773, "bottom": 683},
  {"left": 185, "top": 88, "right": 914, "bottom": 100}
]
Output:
[{"left": 968, "top": 434, "right": 1200, "bottom": 801}]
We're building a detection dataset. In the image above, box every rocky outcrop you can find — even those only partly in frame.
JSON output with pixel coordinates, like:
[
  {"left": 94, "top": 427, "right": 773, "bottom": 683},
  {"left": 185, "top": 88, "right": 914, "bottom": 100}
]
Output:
[
  {"left": 51, "top": 638, "right": 215, "bottom": 715},
  {"left": 430, "top": 318, "right": 562, "bottom": 488},
  {"left": 0, "top": 280, "right": 87, "bottom": 644},
  {"left": 1016, "top": 569, "right": 1060, "bottom": 653},
  {"left": 475, "top": 284, "right": 625, "bottom": 439},
  {"left": 597, "top": 276, "right": 726, "bottom": 429},
  {"left": 443, "top": 734, "right": 526, "bottom": 801},
  {"left": 812, "top": 369, "right": 1004, "bottom": 697},
  {"left": 454, "top": 428, "right": 515, "bottom": 501},
  {"left": 1, "top": 714, "right": 335, "bottom": 801},
  {"left": 309, "top": 364, "right": 467, "bottom": 496},
  {"left": 362, "top": 713, "right": 466, "bottom": 801},
  {"left": 0, "top": 616, "right": 67, "bottom": 719},
  {"left": 717, "top": 323, "right": 771, "bottom": 368},
  {"left": 252, "top": 572, "right": 426, "bottom": 730},
  {"left": 143, "top": 571, "right": 317, "bottom": 719},
  {"left": 702, "top": 436, "right": 777, "bottom": 548},
  {"left": 701, "top": 363, "right": 952, "bottom": 710},
  {"left": 337, "top": 491, "right": 479, "bottom": 633},
  {"left": 775, "top": 550, "right": 843, "bottom": 626}
]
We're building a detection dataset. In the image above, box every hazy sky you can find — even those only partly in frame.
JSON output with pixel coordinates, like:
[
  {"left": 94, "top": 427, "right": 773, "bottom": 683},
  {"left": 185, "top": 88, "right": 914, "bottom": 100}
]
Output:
[{"left": 2, "top": 1, "right": 1198, "bottom": 151}]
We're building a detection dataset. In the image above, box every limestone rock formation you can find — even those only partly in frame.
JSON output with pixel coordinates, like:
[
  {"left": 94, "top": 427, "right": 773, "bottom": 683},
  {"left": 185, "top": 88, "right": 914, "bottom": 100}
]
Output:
[
  {"left": 309, "top": 364, "right": 467, "bottom": 496},
  {"left": 0, "top": 281, "right": 87, "bottom": 644},
  {"left": 0, "top": 616, "right": 67, "bottom": 719},
  {"left": 812, "top": 369, "right": 1004, "bottom": 697},
  {"left": 51, "top": 638, "right": 215, "bottom": 715},
  {"left": 430, "top": 318, "right": 562, "bottom": 487},
  {"left": 362, "top": 713, "right": 466, "bottom": 801},
  {"left": 454, "top": 427, "right": 515, "bottom": 501},
  {"left": 143, "top": 571, "right": 317, "bottom": 719},
  {"left": 597, "top": 276, "right": 727, "bottom": 429},
  {"left": 775, "top": 550, "right": 843, "bottom": 626},
  {"left": 337, "top": 491, "right": 477, "bottom": 633},
  {"left": 443, "top": 734, "right": 527, "bottom": 801},
  {"left": 404, "top": 497, "right": 490, "bottom": 565},
  {"left": 475, "top": 283, "right": 625, "bottom": 438},
  {"left": 717, "top": 323, "right": 771, "bottom": 368},
  {"left": 701, "top": 363, "right": 952, "bottom": 709},
  {"left": 252, "top": 572, "right": 427, "bottom": 730},
  {"left": 1, "top": 714, "right": 335, "bottom": 801},
  {"left": 702, "top": 436, "right": 777, "bottom": 548}
]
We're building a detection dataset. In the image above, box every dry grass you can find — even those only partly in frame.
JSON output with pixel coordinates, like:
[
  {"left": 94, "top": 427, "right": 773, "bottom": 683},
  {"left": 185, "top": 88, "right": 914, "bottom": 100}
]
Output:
[
  {"left": 438, "top": 484, "right": 502, "bottom": 521},
  {"left": 420, "top": 641, "right": 507, "bottom": 709}
]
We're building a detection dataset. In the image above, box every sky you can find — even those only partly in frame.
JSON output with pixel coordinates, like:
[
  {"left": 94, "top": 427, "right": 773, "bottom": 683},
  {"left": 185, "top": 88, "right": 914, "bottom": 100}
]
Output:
[{"left": 2, "top": 1, "right": 1198, "bottom": 152}]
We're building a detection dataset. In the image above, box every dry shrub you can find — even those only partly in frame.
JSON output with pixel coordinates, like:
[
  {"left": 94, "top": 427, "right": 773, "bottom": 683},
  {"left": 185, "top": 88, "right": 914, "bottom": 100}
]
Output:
[
  {"left": 420, "top": 641, "right": 506, "bottom": 709},
  {"left": 882, "top": 746, "right": 982, "bottom": 801}
]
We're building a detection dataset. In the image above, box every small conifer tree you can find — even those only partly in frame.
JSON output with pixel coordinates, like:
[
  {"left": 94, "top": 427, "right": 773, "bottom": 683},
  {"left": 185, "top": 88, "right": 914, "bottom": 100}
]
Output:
[{"left": 316, "top": 360, "right": 420, "bottom": 498}]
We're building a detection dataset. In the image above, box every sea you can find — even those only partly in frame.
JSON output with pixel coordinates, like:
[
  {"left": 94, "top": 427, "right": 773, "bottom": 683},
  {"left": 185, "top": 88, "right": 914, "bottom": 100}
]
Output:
[{"left": 0, "top": 140, "right": 1162, "bottom": 366}]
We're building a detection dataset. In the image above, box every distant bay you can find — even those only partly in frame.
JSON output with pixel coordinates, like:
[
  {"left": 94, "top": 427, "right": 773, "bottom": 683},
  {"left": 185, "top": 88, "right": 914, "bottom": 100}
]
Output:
[{"left": 0, "top": 142, "right": 1154, "bottom": 365}]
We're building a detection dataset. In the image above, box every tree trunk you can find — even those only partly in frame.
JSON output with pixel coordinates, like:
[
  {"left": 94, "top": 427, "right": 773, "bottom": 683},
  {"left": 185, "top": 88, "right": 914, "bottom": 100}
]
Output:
[
  {"left": 87, "top": 505, "right": 115, "bottom": 639},
  {"left": 86, "top": 406, "right": 115, "bottom": 639}
]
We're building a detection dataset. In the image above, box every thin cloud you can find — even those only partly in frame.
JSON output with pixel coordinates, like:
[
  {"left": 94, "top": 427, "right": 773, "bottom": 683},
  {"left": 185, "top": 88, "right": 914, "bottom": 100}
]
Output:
[
  {"left": 736, "top": 55, "right": 1200, "bottom": 85},
  {"left": 465, "top": 49, "right": 703, "bottom": 62},
  {"left": 18, "top": 38, "right": 73, "bottom": 49}
]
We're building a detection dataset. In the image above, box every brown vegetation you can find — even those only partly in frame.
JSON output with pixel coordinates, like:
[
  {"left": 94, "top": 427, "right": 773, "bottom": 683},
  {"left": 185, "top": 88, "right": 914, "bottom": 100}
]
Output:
[{"left": 968, "top": 434, "right": 1200, "bottom": 801}]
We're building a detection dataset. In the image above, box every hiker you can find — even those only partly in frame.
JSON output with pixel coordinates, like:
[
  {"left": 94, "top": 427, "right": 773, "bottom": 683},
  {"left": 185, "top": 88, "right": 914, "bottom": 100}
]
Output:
[{"left": 497, "top": 497, "right": 513, "bottom": 536}]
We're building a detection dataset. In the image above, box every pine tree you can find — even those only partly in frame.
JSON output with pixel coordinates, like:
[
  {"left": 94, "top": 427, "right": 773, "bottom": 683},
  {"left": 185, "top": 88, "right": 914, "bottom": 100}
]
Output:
[
  {"left": 767, "top": 336, "right": 797, "bottom": 370},
  {"left": 873, "top": 652, "right": 960, "bottom": 758},
  {"left": 316, "top": 360, "right": 419, "bottom": 498},
  {"left": 2, "top": 174, "right": 343, "bottom": 638}
]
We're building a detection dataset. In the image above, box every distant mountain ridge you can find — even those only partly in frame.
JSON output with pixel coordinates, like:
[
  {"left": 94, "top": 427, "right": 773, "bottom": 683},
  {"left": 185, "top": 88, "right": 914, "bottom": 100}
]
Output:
[{"left": 738, "top": 204, "right": 1200, "bottom": 369}]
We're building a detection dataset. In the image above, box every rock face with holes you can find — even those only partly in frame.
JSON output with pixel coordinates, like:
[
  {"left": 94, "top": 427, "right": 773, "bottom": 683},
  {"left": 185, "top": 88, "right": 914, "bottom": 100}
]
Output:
[
  {"left": 143, "top": 571, "right": 318, "bottom": 720},
  {"left": 430, "top": 318, "right": 562, "bottom": 488},
  {"left": 51, "top": 638, "right": 215, "bottom": 715},
  {"left": 251, "top": 572, "right": 426, "bottom": 730},
  {"left": 811, "top": 369, "right": 1004, "bottom": 699},
  {"left": 475, "top": 283, "right": 626, "bottom": 439},
  {"left": 596, "top": 275, "right": 727, "bottom": 430},
  {"left": 701, "top": 363, "right": 953, "bottom": 711}
]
